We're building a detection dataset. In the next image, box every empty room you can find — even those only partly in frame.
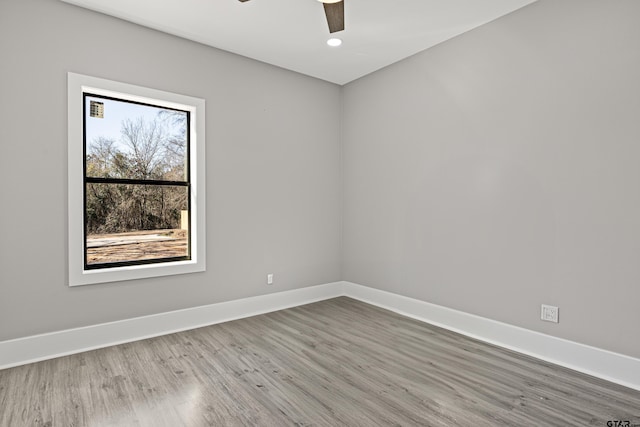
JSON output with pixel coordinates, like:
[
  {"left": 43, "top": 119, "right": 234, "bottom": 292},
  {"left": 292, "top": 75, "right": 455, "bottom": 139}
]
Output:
[{"left": 1, "top": 0, "right": 639, "bottom": 425}]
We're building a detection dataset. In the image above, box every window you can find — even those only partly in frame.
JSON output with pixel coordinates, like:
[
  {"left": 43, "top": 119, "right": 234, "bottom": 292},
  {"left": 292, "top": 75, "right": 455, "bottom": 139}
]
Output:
[
  {"left": 83, "top": 94, "right": 191, "bottom": 268},
  {"left": 68, "top": 73, "right": 205, "bottom": 286}
]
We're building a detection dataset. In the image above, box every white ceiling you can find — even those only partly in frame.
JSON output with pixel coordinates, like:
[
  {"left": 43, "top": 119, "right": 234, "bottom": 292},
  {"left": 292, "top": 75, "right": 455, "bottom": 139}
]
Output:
[{"left": 60, "top": 0, "right": 537, "bottom": 85}]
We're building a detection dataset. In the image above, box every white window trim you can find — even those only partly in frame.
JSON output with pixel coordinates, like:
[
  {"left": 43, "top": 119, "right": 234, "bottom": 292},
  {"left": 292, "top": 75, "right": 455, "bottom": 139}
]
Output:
[{"left": 67, "top": 72, "right": 206, "bottom": 286}]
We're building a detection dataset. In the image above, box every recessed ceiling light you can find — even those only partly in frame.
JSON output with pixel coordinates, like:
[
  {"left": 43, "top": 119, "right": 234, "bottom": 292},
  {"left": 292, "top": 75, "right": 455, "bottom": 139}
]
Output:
[{"left": 327, "top": 38, "right": 342, "bottom": 47}]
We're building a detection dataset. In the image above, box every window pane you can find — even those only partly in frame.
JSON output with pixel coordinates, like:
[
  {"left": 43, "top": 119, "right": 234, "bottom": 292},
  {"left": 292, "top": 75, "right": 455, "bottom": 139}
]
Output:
[
  {"left": 85, "top": 183, "right": 189, "bottom": 266},
  {"left": 85, "top": 95, "right": 188, "bottom": 182}
]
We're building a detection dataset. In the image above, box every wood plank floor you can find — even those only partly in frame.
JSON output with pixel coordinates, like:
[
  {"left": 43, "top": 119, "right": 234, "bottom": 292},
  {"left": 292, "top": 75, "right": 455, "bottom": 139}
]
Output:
[{"left": 1, "top": 297, "right": 638, "bottom": 426}]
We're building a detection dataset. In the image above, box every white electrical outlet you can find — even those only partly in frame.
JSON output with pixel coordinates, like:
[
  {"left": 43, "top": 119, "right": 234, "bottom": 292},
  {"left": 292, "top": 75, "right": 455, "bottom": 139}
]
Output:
[
  {"left": 267, "top": 274, "right": 274, "bottom": 285},
  {"left": 541, "top": 304, "right": 559, "bottom": 323}
]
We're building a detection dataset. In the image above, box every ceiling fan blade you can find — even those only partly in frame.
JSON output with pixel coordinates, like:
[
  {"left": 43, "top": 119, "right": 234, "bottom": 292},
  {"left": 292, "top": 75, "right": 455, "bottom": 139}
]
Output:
[{"left": 323, "top": 1, "right": 344, "bottom": 33}]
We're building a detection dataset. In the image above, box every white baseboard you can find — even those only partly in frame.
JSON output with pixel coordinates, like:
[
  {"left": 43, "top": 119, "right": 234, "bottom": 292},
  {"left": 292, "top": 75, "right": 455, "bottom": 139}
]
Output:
[
  {"left": 0, "top": 281, "right": 343, "bottom": 370},
  {"left": 2, "top": 280, "right": 638, "bottom": 392},
  {"left": 342, "top": 281, "right": 640, "bottom": 391}
]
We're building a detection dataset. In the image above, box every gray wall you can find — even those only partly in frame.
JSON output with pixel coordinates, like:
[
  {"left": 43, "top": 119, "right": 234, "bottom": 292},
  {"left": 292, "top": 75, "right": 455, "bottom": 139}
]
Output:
[
  {"left": 0, "top": 0, "right": 341, "bottom": 340},
  {"left": 342, "top": 0, "right": 640, "bottom": 358}
]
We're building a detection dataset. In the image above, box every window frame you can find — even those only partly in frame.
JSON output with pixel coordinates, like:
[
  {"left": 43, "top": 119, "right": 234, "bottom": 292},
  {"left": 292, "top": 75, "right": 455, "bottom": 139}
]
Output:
[{"left": 68, "top": 72, "right": 206, "bottom": 286}]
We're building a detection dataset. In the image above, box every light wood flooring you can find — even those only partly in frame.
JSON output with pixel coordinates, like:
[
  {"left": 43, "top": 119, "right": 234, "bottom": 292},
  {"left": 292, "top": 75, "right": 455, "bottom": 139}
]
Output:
[{"left": 0, "top": 297, "right": 638, "bottom": 426}]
